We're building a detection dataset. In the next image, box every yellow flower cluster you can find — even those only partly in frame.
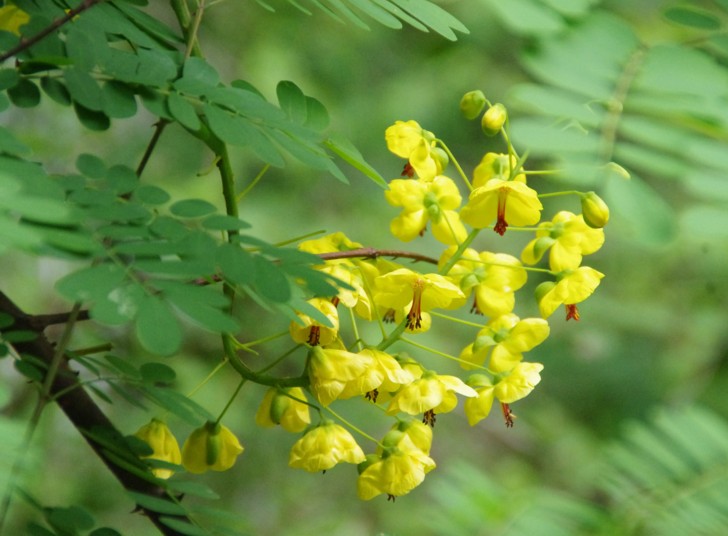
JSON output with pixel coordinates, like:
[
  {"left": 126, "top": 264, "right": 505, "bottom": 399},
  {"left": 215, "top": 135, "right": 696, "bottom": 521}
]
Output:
[
  {"left": 134, "top": 419, "right": 244, "bottom": 478},
  {"left": 267, "top": 97, "right": 609, "bottom": 500}
]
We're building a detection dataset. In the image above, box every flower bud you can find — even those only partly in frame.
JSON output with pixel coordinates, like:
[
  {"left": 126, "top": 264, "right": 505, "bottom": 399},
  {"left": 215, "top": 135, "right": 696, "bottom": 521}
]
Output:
[
  {"left": 134, "top": 418, "right": 181, "bottom": 479},
  {"left": 459, "top": 90, "right": 486, "bottom": 120},
  {"left": 182, "top": 421, "right": 244, "bottom": 474},
  {"left": 580, "top": 191, "right": 610, "bottom": 228},
  {"left": 481, "top": 103, "right": 507, "bottom": 136}
]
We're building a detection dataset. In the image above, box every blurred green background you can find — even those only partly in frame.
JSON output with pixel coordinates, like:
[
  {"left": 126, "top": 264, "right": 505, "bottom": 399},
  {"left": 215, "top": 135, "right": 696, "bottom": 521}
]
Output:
[{"left": 2, "top": 0, "right": 728, "bottom": 534}]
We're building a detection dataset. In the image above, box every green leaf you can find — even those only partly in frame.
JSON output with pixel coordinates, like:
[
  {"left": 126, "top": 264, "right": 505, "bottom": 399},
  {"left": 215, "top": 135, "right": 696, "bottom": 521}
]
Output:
[
  {"left": 180, "top": 56, "right": 220, "bottom": 94},
  {"left": 482, "top": 0, "right": 564, "bottom": 35},
  {"left": 141, "top": 385, "right": 213, "bottom": 424},
  {"left": 325, "top": 135, "right": 386, "bottom": 188},
  {"left": 77, "top": 153, "right": 107, "bottom": 179},
  {"left": 40, "top": 76, "right": 71, "bottom": 106},
  {"left": 166, "top": 480, "right": 220, "bottom": 500},
  {"left": 203, "top": 103, "right": 285, "bottom": 166},
  {"left": 128, "top": 492, "right": 187, "bottom": 516},
  {"left": 103, "top": 354, "right": 142, "bottom": 379},
  {"left": 0, "top": 68, "right": 19, "bottom": 91},
  {"left": 303, "top": 95, "right": 329, "bottom": 130},
  {"left": 159, "top": 517, "right": 207, "bottom": 536},
  {"left": 102, "top": 80, "right": 138, "bottom": 118},
  {"left": 134, "top": 185, "right": 171, "bottom": 205},
  {"left": 390, "top": 0, "right": 469, "bottom": 40},
  {"left": 201, "top": 214, "right": 251, "bottom": 231},
  {"left": 139, "top": 362, "right": 177, "bottom": 384},
  {"left": 89, "top": 528, "right": 123, "bottom": 536},
  {"left": 46, "top": 505, "right": 95, "bottom": 533},
  {"left": 7, "top": 78, "right": 40, "bottom": 108},
  {"left": 134, "top": 295, "right": 182, "bottom": 356},
  {"left": 277, "top": 80, "right": 308, "bottom": 124},
  {"left": 56, "top": 264, "right": 127, "bottom": 303},
  {"left": 216, "top": 243, "right": 256, "bottom": 285},
  {"left": 74, "top": 102, "right": 111, "bottom": 131},
  {"left": 663, "top": 6, "right": 721, "bottom": 30},
  {"left": 169, "top": 198, "right": 218, "bottom": 218},
  {"left": 156, "top": 280, "right": 238, "bottom": 333},
  {"left": 168, "top": 92, "right": 201, "bottom": 131},
  {"left": 65, "top": 66, "right": 103, "bottom": 111},
  {"left": 253, "top": 256, "right": 291, "bottom": 303}
]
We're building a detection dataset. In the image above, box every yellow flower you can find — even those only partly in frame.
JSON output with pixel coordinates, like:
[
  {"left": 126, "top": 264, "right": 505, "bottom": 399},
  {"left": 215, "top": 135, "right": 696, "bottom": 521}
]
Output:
[
  {"left": 463, "top": 375, "right": 496, "bottom": 426},
  {"left": 182, "top": 422, "right": 244, "bottom": 474},
  {"left": 298, "top": 231, "right": 362, "bottom": 257},
  {"left": 493, "top": 362, "right": 544, "bottom": 403},
  {"left": 386, "top": 370, "right": 477, "bottom": 422},
  {"left": 255, "top": 387, "right": 311, "bottom": 433},
  {"left": 289, "top": 421, "right": 366, "bottom": 472},
  {"left": 472, "top": 152, "right": 525, "bottom": 189},
  {"left": 389, "top": 419, "right": 433, "bottom": 455},
  {"left": 374, "top": 268, "right": 465, "bottom": 330},
  {"left": 339, "top": 349, "right": 415, "bottom": 399},
  {"left": 0, "top": 4, "right": 30, "bottom": 36},
  {"left": 440, "top": 246, "right": 527, "bottom": 317},
  {"left": 459, "top": 313, "right": 550, "bottom": 372},
  {"left": 537, "top": 266, "right": 605, "bottom": 319},
  {"left": 385, "top": 175, "right": 467, "bottom": 245},
  {"left": 521, "top": 211, "right": 604, "bottom": 272},
  {"left": 460, "top": 178, "right": 542, "bottom": 235},
  {"left": 308, "top": 346, "right": 374, "bottom": 406},
  {"left": 134, "top": 419, "right": 181, "bottom": 479},
  {"left": 289, "top": 297, "right": 339, "bottom": 346},
  {"left": 384, "top": 120, "right": 442, "bottom": 180},
  {"left": 357, "top": 432, "right": 436, "bottom": 500}
]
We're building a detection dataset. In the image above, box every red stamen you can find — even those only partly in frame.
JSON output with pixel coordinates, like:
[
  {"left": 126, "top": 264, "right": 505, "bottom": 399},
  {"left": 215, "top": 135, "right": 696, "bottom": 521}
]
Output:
[
  {"left": 331, "top": 296, "right": 340, "bottom": 307},
  {"left": 565, "top": 304, "right": 580, "bottom": 321},
  {"left": 494, "top": 186, "right": 509, "bottom": 236},
  {"left": 470, "top": 296, "right": 482, "bottom": 315},
  {"left": 501, "top": 402, "right": 515, "bottom": 428},
  {"left": 307, "top": 326, "right": 321, "bottom": 346},
  {"left": 365, "top": 389, "right": 379, "bottom": 402},
  {"left": 402, "top": 162, "right": 415, "bottom": 177},
  {"left": 423, "top": 409, "right": 437, "bottom": 427},
  {"left": 406, "top": 279, "right": 425, "bottom": 330}
]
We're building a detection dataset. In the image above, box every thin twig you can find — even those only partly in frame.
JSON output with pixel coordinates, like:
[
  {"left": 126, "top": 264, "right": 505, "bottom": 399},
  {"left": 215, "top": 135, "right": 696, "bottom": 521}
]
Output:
[{"left": 0, "top": 0, "right": 104, "bottom": 63}]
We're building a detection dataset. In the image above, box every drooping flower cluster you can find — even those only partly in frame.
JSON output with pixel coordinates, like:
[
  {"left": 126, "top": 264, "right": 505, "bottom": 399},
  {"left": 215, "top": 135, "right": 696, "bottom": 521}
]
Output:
[{"left": 135, "top": 93, "right": 608, "bottom": 502}]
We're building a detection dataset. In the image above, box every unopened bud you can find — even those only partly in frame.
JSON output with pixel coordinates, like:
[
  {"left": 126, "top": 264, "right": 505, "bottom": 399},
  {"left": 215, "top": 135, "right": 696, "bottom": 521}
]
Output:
[
  {"left": 432, "top": 147, "right": 449, "bottom": 173},
  {"left": 460, "top": 90, "right": 486, "bottom": 120},
  {"left": 205, "top": 421, "right": 222, "bottom": 466},
  {"left": 581, "top": 191, "right": 610, "bottom": 228},
  {"left": 481, "top": 103, "right": 507, "bottom": 136},
  {"left": 270, "top": 393, "right": 291, "bottom": 425}
]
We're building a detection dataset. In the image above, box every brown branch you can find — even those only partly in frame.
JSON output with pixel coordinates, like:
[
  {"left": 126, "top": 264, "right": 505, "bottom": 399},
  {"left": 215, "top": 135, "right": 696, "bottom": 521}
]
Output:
[
  {"left": 0, "top": 0, "right": 105, "bottom": 63},
  {"left": 0, "top": 292, "right": 190, "bottom": 536},
  {"left": 317, "top": 247, "right": 438, "bottom": 264},
  {"left": 31, "top": 309, "right": 90, "bottom": 329}
]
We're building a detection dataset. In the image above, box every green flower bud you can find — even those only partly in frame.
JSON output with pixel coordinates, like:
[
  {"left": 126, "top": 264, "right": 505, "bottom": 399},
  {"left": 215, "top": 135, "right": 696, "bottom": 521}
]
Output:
[
  {"left": 431, "top": 147, "right": 449, "bottom": 172},
  {"left": 205, "top": 422, "right": 221, "bottom": 466},
  {"left": 581, "top": 191, "right": 610, "bottom": 228},
  {"left": 270, "top": 392, "right": 291, "bottom": 425},
  {"left": 182, "top": 421, "right": 244, "bottom": 474},
  {"left": 357, "top": 453, "right": 381, "bottom": 474},
  {"left": 481, "top": 103, "right": 507, "bottom": 136},
  {"left": 534, "top": 281, "right": 556, "bottom": 304},
  {"left": 460, "top": 90, "right": 486, "bottom": 120}
]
